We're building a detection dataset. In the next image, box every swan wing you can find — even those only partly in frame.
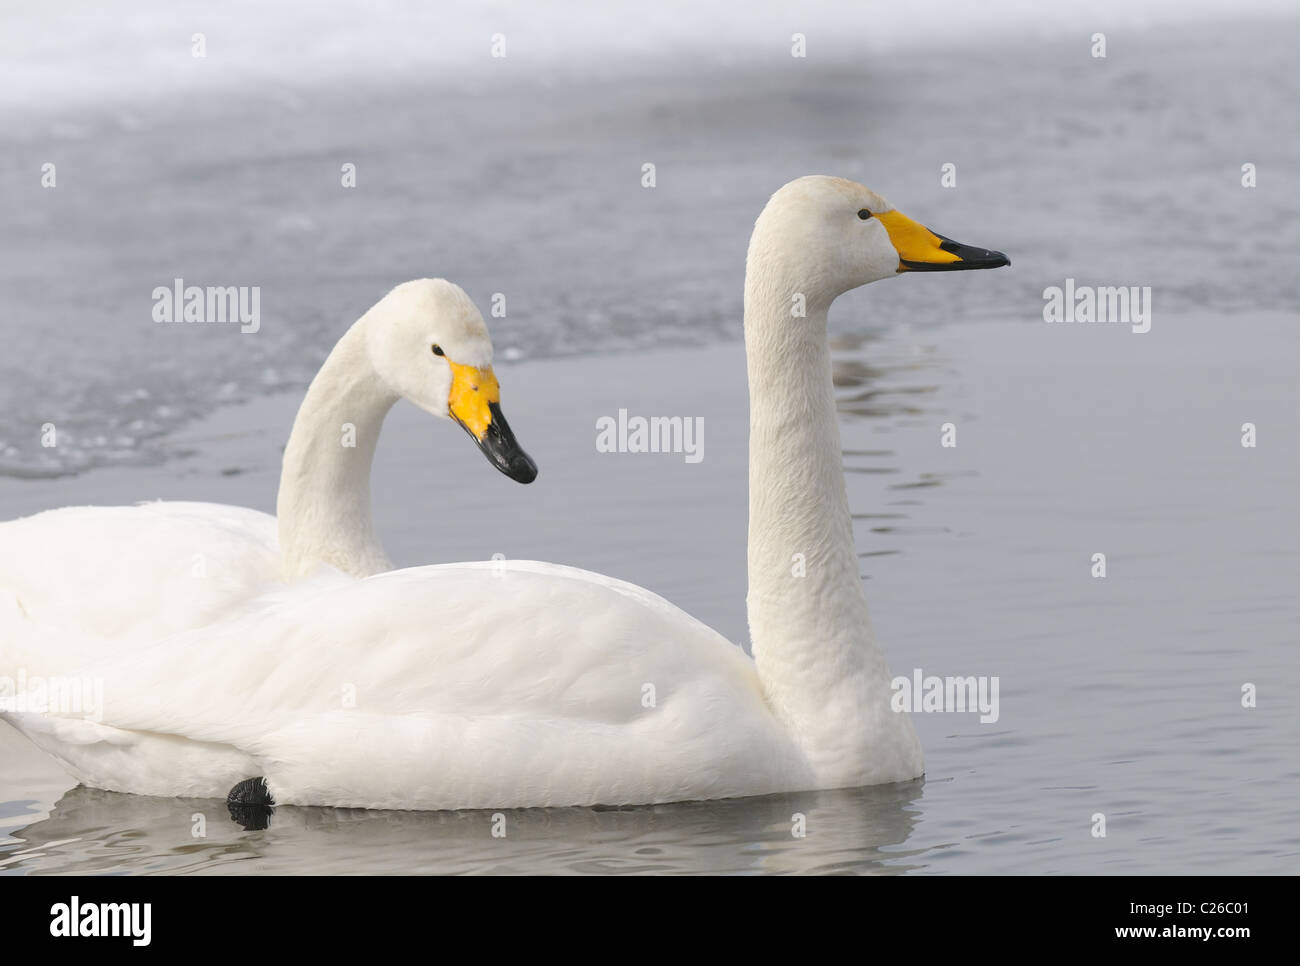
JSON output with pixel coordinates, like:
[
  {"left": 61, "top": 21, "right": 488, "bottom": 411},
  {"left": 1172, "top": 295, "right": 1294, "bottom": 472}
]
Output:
[{"left": 2, "top": 561, "right": 808, "bottom": 808}]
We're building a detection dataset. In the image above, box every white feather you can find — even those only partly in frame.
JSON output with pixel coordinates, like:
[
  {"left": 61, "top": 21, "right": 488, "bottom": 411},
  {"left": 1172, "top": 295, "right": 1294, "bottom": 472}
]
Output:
[{"left": 0, "top": 179, "right": 987, "bottom": 808}]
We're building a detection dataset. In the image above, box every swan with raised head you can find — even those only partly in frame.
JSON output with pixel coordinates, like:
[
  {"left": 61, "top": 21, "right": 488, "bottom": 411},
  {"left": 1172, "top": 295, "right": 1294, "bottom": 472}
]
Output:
[
  {"left": 0, "top": 279, "right": 536, "bottom": 662},
  {"left": 1, "top": 177, "right": 1006, "bottom": 811}
]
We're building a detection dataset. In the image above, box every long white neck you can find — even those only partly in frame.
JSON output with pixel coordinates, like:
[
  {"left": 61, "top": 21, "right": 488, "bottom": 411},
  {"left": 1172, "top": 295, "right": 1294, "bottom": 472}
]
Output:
[
  {"left": 743, "top": 250, "right": 921, "bottom": 785},
  {"left": 277, "top": 320, "right": 397, "bottom": 578}
]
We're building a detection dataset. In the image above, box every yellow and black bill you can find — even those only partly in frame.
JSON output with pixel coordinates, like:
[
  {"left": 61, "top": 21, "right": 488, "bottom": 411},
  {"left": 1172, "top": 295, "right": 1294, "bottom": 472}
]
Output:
[
  {"left": 447, "top": 360, "right": 538, "bottom": 484},
  {"left": 876, "top": 209, "right": 1011, "bottom": 273}
]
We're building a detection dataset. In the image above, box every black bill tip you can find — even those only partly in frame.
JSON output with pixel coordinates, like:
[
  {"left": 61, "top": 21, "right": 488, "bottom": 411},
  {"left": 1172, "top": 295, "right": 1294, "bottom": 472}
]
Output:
[
  {"left": 901, "top": 235, "right": 1010, "bottom": 272},
  {"left": 470, "top": 401, "right": 538, "bottom": 484}
]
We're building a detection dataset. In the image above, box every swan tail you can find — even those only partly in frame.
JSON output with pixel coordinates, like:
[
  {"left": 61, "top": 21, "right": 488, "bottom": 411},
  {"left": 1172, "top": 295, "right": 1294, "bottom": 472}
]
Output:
[{"left": 0, "top": 710, "right": 259, "bottom": 800}]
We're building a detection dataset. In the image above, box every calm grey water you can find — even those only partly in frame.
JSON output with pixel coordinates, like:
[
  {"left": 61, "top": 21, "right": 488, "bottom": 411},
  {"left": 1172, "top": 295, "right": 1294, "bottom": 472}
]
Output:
[
  {"left": 3, "top": 19, "right": 1296, "bottom": 476},
  {"left": 2, "top": 12, "right": 1298, "bottom": 874}
]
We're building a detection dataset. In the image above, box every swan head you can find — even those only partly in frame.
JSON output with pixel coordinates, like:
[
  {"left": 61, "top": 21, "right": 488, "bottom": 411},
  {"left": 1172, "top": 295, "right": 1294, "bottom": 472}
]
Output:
[
  {"left": 749, "top": 175, "right": 1009, "bottom": 304},
  {"left": 364, "top": 279, "right": 537, "bottom": 484}
]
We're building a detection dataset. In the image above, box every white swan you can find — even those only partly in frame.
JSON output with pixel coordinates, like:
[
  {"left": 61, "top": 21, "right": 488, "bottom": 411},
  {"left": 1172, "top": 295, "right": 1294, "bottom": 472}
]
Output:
[
  {"left": 0, "top": 279, "right": 537, "bottom": 658},
  {"left": 1, "top": 177, "right": 1007, "bottom": 811}
]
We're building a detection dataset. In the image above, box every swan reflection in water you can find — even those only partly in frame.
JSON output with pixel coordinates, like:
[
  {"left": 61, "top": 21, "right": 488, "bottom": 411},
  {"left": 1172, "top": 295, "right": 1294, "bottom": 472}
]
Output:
[{"left": 2, "top": 779, "right": 928, "bottom": 875}]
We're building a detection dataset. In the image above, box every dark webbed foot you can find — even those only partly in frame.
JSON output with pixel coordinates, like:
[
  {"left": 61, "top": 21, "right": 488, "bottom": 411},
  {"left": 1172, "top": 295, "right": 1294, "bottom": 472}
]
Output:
[{"left": 227, "top": 777, "right": 275, "bottom": 830}]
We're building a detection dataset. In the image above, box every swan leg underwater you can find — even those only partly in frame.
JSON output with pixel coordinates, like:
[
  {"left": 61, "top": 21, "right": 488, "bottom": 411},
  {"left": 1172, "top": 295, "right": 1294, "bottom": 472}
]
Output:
[{"left": 1, "top": 176, "right": 1007, "bottom": 812}]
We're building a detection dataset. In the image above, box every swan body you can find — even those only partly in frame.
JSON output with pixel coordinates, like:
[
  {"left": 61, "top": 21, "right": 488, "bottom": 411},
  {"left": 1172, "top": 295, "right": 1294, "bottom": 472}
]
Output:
[
  {"left": 14, "top": 562, "right": 812, "bottom": 809},
  {"left": 2, "top": 177, "right": 1007, "bottom": 810}
]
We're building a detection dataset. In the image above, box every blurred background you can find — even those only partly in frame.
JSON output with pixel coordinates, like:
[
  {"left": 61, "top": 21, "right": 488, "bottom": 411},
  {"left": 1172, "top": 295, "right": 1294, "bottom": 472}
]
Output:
[{"left": 1, "top": 0, "right": 1295, "bottom": 475}]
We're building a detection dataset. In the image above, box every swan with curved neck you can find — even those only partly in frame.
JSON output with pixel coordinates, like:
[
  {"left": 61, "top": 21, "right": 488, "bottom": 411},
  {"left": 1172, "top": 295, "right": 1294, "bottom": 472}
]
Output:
[
  {"left": 0, "top": 279, "right": 535, "bottom": 655},
  {"left": 1, "top": 177, "right": 1007, "bottom": 810},
  {"left": 276, "top": 279, "right": 536, "bottom": 578}
]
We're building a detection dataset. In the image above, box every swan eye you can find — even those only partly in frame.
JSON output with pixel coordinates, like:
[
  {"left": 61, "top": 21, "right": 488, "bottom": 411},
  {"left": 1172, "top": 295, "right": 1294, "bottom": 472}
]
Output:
[
  {"left": 431, "top": 344, "right": 445, "bottom": 356},
  {"left": 858, "top": 209, "right": 873, "bottom": 220}
]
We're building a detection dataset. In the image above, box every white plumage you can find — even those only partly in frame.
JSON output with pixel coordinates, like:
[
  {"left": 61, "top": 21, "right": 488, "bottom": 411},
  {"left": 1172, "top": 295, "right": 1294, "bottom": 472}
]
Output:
[
  {"left": 2, "top": 177, "right": 1010, "bottom": 809},
  {"left": 12, "top": 562, "right": 809, "bottom": 809}
]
